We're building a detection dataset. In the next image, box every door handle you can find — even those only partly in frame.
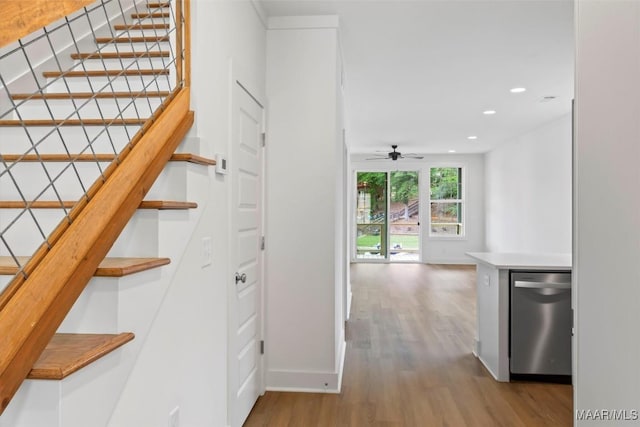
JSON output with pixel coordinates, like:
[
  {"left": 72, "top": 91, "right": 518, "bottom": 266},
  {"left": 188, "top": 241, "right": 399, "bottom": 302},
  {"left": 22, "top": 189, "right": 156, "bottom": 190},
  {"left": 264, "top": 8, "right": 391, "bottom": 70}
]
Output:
[
  {"left": 514, "top": 280, "right": 571, "bottom": 290},
  {"left": 235, "top": 272, "right": 247, "bottom": 285}
]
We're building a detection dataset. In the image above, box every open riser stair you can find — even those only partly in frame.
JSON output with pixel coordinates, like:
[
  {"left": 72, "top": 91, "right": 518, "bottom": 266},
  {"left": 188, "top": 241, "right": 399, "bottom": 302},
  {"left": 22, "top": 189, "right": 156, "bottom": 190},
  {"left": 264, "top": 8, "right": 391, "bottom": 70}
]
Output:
[
  {"left": 0, "top": 146, "right": 210, "bottom": 426},
  {"left": 0, "top": 0, "right": 205, "bottom": 425}
]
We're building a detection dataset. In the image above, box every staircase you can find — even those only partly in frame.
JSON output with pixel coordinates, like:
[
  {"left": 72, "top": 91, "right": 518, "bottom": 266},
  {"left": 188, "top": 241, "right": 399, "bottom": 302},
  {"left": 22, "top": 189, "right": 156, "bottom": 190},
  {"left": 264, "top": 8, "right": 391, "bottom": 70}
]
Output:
[{"left": 0, "top": 1, "right": 206, "bottom": 425}]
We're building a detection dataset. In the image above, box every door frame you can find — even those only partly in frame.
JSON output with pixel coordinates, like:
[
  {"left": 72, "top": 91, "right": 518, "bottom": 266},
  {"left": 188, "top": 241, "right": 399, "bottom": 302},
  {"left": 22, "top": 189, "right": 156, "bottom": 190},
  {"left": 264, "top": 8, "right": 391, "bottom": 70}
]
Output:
[{"left": 226, "top": 62, "right": 266, "bottom": 427}]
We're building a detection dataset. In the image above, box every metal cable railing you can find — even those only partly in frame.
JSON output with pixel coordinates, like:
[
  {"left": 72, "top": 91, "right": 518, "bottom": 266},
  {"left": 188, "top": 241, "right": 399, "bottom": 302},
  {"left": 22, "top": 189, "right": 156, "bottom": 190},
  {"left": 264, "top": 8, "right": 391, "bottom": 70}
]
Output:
[{"left": 0, "top": 0, "right": 186, "bottom": 295}]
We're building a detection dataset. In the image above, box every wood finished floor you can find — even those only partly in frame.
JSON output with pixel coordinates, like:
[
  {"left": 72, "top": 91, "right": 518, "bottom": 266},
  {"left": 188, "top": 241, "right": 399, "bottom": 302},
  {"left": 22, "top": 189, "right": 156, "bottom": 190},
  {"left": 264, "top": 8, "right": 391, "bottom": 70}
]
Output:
[{"left": 245, "top": 263, "right": 573, "bottom": 426}]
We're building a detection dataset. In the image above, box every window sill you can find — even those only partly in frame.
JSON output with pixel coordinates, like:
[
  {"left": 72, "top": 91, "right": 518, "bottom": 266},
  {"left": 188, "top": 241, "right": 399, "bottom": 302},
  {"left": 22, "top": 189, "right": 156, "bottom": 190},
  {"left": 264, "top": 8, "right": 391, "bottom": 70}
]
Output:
[{"left": 427, "top": 235, "right": 468, "bottom": 242}]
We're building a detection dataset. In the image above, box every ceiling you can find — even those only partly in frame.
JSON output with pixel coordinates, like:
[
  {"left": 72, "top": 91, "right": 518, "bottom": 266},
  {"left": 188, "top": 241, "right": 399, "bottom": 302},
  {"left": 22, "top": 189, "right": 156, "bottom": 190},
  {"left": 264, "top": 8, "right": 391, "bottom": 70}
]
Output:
[{"left": 260, "top": 0, "right": 574, "bottom": 155}]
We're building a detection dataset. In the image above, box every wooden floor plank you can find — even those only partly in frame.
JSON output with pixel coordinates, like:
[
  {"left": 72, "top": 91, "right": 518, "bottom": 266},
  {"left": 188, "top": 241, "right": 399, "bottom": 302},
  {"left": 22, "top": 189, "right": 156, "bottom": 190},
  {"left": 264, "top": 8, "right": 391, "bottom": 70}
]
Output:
[
  {"left": 27, "top": 333, "right": 134, "bottom": 379},
  {"left": 243, "top": 264, "right": 573, "bottom": 427},
  {"left": 0, "top": 256, "right": 170, "bottom": 276}
]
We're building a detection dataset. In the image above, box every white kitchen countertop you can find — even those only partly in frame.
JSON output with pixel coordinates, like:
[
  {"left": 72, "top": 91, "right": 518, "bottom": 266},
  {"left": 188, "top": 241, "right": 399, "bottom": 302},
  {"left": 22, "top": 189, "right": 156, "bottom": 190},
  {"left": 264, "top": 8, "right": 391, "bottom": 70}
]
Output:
[{"left": 466, "top": 252, "right": 572, "bottom": 270}]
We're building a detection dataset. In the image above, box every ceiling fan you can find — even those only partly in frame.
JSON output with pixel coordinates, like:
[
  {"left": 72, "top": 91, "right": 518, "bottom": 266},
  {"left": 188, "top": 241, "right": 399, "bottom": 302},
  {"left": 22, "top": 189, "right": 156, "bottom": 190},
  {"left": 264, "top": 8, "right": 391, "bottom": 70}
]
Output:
[{"left": 366, "top": 145, "right": 424, "bottom": 161}]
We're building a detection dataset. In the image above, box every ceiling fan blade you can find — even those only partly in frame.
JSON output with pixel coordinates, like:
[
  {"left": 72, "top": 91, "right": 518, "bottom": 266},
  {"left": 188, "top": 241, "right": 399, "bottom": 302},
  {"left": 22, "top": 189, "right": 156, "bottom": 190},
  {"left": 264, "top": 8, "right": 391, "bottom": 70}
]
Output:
[
  {"left": 404, "top": 154, "right": 424, "bottom": 159},
  {"left": 365, "top": 155, "right": 389, "bottom": 160}
]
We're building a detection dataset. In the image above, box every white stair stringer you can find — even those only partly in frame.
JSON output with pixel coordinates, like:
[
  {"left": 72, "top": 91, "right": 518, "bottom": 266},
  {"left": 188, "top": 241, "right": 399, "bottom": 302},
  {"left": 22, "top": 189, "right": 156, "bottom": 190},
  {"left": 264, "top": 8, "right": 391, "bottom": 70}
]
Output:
[
  {"left": 107, "top": 139, "right": 209, "bottom": 427},
  {"left": 0, "top": 139, "right": 207, "bottom": 427}
]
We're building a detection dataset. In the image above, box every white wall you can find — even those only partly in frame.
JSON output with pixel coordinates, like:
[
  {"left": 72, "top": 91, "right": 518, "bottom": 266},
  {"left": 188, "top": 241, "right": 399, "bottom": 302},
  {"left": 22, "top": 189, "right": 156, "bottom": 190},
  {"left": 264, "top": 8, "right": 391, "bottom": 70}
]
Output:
[
  {"left": 351, "top": 153, "right": 486, "bottom": 264},
  {"left": 107, "top": 2, "right": 266, "bottom": 426},
  {"left": 485, "top": 114, "right": 572, "bottom": 254},
  {"left": 574, "top": 1, "right": 640, "bottom": 423},
  {"left": 265, "top": 16, "right": 346, "bottom": 392}
]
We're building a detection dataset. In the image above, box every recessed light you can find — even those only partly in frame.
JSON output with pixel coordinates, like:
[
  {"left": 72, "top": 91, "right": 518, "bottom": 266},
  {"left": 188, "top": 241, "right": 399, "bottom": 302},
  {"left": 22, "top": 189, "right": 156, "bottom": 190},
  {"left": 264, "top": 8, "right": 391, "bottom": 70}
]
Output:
[
  {"left": 448, "top": 150, "right": 456, "bottom": 153},
  {"left": 467, "top": 136, "right": 478, "bottom": 140},
  {"left": 483, "top": 110, "right": 496, "bottom": 115},
  {"left": 510, "top": 87, "right": 526, "bottom": 93}
]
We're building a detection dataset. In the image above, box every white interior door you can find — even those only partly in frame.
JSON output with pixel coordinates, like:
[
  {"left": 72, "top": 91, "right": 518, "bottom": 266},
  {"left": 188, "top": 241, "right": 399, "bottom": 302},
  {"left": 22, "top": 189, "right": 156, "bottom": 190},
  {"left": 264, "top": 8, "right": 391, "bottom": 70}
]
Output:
[{"left": 228, "top": 81, "right": 264, "bottom": 427}]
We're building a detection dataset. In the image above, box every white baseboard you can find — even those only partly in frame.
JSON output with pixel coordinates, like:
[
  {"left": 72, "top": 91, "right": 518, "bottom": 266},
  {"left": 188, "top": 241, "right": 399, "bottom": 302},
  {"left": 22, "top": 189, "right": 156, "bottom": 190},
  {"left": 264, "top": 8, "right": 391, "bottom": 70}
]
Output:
[
  {"left": 336, "top": 338, "right": 346, "bottom": 392},
  {"left": 477, "top": 354, "right": 509, "bottom": 382},
  {"left": 478, "top": 355, "right": 499, "bottom": 381},
  {"left": 266, "top": 340, "right": 346, "bottom": 394}
]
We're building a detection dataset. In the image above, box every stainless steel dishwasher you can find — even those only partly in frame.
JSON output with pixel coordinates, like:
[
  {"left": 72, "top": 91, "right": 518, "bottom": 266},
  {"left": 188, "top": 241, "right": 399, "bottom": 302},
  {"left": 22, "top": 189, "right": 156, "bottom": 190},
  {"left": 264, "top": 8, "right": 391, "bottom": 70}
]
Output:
[{"left": 510, "top": 271, "right": 572, "bottom": 381}]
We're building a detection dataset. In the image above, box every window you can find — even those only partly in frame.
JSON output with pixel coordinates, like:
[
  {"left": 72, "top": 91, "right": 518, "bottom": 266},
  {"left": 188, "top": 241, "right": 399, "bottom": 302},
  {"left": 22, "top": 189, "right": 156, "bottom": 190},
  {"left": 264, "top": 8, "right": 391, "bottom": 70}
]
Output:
[{"left": 429, "top": 167, "right": 464, "bottom": 237}]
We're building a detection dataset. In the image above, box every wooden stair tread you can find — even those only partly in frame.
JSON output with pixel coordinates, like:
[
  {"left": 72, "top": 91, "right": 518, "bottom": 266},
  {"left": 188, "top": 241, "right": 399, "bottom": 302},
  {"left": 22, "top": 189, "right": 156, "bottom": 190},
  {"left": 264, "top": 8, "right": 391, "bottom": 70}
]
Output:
[
  {"left": 70, "top": 51, "right": 169, "bottom": 59},
  {"left": 170, "top": 153, "right": 217, "bottom": 165},
  {"left": 131, "top": 12, "right": 170, "bottom": 19},
  {"left": 11, "top": 91, "right": 170, "bottom": 100},
  {"left": 146, "top": 2, "right": 171, "bottom": 8},
  {"left": 0, "top": 256, "right": 170, "bottom": 276},
  {"left": 0, "top": 200, "right": 197, "bottom": 210},
  {"left": 43, "top": 69, "right": 169, "bottom": 78},
  {"left": 1, "top": 153, "right": 215, "bottom": 165},
  {"left": 0, "top": 118, "right": 146, "bottom": 126},
  {"left": 95, "top": 36, "right": 169, "bottom": 44},
  {"left": 28, "top": 333, "right": 134, "bottom": 380},
  {"left": 114, "top": 23, "right": 169, "bottom": 30}
]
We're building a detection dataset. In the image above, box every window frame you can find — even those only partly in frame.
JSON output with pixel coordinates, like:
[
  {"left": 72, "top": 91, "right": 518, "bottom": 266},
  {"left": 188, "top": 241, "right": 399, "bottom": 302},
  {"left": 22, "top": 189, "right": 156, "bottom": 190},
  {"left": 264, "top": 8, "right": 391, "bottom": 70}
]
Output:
[{"left": 428, "top": 165, "right": 466, "bottom": 239}]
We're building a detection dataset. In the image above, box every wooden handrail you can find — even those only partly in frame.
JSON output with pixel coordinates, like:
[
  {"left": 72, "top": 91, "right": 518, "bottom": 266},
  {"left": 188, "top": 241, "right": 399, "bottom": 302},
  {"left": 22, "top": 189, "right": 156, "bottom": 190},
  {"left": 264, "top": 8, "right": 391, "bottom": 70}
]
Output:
[
  {"left": 0, "top": 90, "right": 193, "bottom": 414},
  {"left": 0, "top": 0, "right": 95, "bottom": 49}
]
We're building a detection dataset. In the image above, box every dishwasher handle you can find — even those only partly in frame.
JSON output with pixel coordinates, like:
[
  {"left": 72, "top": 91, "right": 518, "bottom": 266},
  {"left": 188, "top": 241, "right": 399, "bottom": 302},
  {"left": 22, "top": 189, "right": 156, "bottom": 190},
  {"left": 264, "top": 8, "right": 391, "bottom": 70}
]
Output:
[{"left": 514, "top": 280, "right": 571, "bottom": 290}]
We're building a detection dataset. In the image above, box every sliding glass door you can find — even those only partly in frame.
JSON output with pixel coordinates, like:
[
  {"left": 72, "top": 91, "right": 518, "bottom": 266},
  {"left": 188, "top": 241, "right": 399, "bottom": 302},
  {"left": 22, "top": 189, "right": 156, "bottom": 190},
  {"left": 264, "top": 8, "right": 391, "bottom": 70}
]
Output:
[
  {"left": 356, "top": 172, "right": 387, "bottom": 259},
  {"left": 389, "top": 171, "right": 419, "bottom": 261},
  {"left": 355, "top": 171, "right": 420, "bottom": 261}
]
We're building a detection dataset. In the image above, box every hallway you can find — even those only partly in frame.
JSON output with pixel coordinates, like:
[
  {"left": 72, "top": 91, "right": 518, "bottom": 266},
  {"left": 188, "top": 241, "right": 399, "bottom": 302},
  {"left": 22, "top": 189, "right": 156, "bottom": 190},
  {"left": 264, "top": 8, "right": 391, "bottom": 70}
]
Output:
[{"left": 245, "top": 263, "right": 572, "bottom": 426}]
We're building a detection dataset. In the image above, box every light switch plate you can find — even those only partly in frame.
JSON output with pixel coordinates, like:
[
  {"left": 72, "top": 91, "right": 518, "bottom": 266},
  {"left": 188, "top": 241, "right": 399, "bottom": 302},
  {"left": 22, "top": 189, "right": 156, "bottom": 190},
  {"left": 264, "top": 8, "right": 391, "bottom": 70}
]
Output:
[
  {"left": 169, "top": 406, "right": 179, "bottom": 427},
  {"left": 215, "top": 153, "right": 228, "bottom": 174},
  {"left": 201, "top": 237, "right": 212, "bottom": 267}
]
